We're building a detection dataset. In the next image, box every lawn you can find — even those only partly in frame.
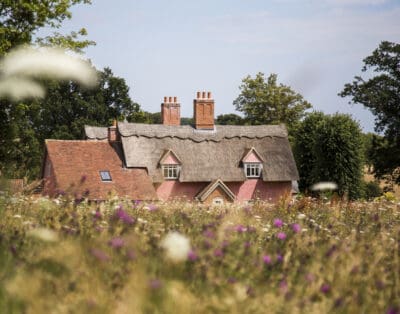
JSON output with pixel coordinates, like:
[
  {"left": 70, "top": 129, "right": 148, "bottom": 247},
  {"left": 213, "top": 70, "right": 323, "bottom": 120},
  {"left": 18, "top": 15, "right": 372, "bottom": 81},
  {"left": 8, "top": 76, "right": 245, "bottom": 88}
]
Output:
[{"left": 0, "top": 194, "right": 399, "bottom": 313}]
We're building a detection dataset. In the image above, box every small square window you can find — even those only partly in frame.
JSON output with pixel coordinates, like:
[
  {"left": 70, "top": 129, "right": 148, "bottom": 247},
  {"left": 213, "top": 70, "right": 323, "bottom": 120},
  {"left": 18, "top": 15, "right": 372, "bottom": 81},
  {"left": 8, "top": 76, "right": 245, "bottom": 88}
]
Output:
[
  {"left": 100, "top": 170, "right": 112, "bottom": 181},
  {"left": 162, "top": 165, "right": 179, "bottom": 179},
  {"left": 244, "top": 163, "right": 262, "bottom": 178}
]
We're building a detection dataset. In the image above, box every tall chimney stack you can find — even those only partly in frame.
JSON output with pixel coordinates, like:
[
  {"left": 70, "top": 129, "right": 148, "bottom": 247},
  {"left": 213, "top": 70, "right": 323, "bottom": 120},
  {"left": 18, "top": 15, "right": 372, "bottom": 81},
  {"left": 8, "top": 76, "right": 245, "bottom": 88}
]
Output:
[
  {"left": 193, "top": 91, "right": 214, "bottom": 130},
  {"left": 108, "top": 119, "right": 119, "bottom": 142},
  {"left": 161, "top": 96, "right": 181, "bottom": 126}
]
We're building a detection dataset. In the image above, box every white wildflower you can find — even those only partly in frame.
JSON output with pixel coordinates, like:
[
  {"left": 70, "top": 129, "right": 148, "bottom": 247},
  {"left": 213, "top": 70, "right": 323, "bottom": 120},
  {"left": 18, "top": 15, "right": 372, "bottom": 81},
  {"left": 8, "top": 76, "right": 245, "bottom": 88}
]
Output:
[
  {"left": 302, "top": 228, "right": 308, "bottom": 232},
  {"left": 297, "top": 213, "right": 306, "bottom": 220},
  {"left": 262, "top": 227, "right": 269, "bottom": 232},
  {"left": 27, "top": 228, "right": 58, "bottom": 242},
  {"left": 160, "top": 231, "right": 191, "bottom": 263},
  {"left": 13, "top": 214, "right": 22, "bottom": 219},
  {"left": 310, "top": 181, "right": 338, "bottom": 191},
  {"left": 2, "top": 46, "right": 97, "bottom": 86}
]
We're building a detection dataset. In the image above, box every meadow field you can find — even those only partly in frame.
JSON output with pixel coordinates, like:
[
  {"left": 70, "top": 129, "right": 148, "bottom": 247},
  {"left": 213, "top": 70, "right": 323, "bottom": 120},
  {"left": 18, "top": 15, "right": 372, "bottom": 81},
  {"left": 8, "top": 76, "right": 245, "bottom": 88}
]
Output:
[{"left": 0, "top": 194, "right": 399, "bottom": 314}]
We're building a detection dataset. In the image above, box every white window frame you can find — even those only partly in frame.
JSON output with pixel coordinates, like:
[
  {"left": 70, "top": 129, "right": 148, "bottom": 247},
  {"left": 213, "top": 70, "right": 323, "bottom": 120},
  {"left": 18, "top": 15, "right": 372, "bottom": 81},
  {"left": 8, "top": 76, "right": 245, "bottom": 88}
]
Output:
[
  {"left": 244, "top": 163, "right": 262, "bottom": 178},
  {"left": 162, "top": 165, "right": 180, "bottom": 179}
]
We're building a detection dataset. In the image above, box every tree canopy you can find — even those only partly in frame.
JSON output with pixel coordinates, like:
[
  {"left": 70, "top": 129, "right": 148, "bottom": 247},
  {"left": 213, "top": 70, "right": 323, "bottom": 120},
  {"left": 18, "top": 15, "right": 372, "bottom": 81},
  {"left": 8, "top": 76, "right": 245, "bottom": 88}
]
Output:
[
  {"left": 233, "top": 73, "right": 311, "bottom": 130},
  {"left": 216, "top": 113, "right": 245, "bottom": 125},
  {"left": 294, "top": 112, "right": 364, "bottom": 199},
  {"left": 340, "top": 41, "right": 400, "bottom": 184},
  {"left": 0, "top": 0, "right": 94, "bottom": 55},
  {"left": 0, "top": 68, "right": 146, "bottom": 179}
]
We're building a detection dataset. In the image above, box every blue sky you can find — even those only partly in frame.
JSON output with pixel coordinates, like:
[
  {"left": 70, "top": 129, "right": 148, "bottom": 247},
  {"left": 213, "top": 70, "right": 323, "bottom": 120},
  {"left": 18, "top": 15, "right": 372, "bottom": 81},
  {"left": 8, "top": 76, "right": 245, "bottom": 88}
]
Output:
[{"left": 52, "top": 0, "right": 400, "bottom": 132}]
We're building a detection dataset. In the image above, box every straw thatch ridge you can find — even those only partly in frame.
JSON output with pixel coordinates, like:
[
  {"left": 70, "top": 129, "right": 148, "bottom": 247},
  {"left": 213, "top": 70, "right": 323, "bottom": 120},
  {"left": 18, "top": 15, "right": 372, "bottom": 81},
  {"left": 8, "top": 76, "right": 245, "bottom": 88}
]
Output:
[
  {"left": 85, "top": 125, "right": 108, "bottom": 140},
  {"left": 119, "top": 123, "right": 299, "bottom": 183},
  {"left": 118, "top": 122, "right": 288, "bottom": 143}
]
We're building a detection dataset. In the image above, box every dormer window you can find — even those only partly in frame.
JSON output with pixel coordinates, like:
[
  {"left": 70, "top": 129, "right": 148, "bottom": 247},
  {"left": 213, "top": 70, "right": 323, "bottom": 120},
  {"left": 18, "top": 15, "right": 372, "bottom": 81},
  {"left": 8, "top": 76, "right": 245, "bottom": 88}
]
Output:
[
  {"left": 163, "top": 165, "right": 180, "bottom": 179},
  {"left": 241, "top": 147, "right": 264, "bottom": 179},
  {"left": 244, "top": 163, "right": 262, "bottom": 178},
  {"left": 100, "top": 170, "right": 112, "bottom": 181},
  {"left": 159, "top": 149, "right": 182, "bottom": 180}
]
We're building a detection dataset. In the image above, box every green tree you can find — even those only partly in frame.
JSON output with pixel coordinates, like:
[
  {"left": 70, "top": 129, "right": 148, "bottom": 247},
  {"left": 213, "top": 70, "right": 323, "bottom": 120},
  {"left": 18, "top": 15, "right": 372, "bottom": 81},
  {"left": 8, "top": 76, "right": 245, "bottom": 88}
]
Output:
[
  {"left": 216, "top": 113, "right": 245, "bottom": 125},
  {"left": 339, "top": 41, "right": 400, "bottom": 184},
  {"left": 294, "top": 112, "right": 364, "bottom": 199},
  {"left": 0, "top": 0, "right": 94, "bottom": 55},
  {"left": 0, "top": 68, "right": 146, "bottom": 179},
  {"left": 233, "top": 73, "right": 311, "bottom": 130}
]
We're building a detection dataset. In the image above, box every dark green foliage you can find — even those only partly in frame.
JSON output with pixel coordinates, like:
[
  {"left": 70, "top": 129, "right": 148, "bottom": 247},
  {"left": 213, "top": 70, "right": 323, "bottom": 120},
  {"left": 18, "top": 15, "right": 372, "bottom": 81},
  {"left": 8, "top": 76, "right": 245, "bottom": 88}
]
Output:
[
  {"left": 362, "top": 181, "right": 383, "bottom": 200},
  {"left": 180, "top": 117, "right": 193, "bottom": 126},
  {"left": 0, "top": 68, "right": 146, "bottom": 180},
  {"left": 216, "top": 113, "right": 245, "bottom": 125},
  {"left": 233, "top": 73, "right": 312, "bottom": 131},
  {"left": 340, "top": 41, "right": 400, "bottom": 184},
  {"left": 294, "top": 112, "right": 364, "bottom": 199}
]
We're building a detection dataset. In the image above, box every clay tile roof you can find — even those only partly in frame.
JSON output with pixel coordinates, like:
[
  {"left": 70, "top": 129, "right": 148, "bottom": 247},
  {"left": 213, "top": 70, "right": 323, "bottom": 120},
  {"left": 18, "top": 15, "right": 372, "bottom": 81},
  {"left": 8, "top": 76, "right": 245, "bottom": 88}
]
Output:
[
  {"left": 44, "top": 140, "right": 157, "bottom": 200},
  {"left": 113, "top": 122, "right": 299, "bottom": 183}
]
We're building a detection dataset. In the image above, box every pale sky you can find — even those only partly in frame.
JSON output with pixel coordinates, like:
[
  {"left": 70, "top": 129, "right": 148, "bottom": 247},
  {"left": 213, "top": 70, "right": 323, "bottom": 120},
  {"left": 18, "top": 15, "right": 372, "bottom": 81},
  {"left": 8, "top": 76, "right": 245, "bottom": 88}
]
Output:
[{"left": 50, "top": 0, "right": 400, "bottom": 132}]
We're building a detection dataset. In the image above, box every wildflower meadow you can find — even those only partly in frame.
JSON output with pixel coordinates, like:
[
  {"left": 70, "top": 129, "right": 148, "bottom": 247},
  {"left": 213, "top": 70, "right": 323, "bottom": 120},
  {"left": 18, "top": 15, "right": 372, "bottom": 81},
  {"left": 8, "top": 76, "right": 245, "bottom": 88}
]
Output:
[{"left": 0, "top": 194, "right": 399, "bottom": 313}]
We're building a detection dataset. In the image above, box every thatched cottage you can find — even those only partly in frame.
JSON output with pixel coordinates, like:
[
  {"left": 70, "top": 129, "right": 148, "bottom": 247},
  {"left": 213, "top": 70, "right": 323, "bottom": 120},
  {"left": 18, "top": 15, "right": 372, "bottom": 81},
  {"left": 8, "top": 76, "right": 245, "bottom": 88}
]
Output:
[{"left": 42, "top": 92, "right": 299, "bottom": 204}]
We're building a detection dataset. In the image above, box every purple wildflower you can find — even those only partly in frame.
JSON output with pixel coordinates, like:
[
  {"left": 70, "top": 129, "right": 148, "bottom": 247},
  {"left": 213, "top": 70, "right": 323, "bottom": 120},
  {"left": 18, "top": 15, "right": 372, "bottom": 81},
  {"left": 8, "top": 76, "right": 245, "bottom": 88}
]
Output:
[
  {"left": 387, "top": 307, "right": 400, "bottom": 314},
  {"left": 263, "top": 255, "right": 272, "bottom": 265},
  {"left": 90, "top": 248, "right": 110, "bottom": 262},
  {"left": 244, "top": 241, "right": 251, "bottom": 249},
  {"left": 203, "top": 229, "right": 215, "bottom": 239},
  {"left": 149, "top": 279, "right": 163, "bottom": 290},
  {"left": 188, "top": 250, "right": 198, "bottom": 261},
  {"left": 108, "top": 237, "right": 124, "bottom": 249},
  {"left": 276, "top": 232, "right": 287, "bottom": 240},
  {"left": 214, "top": 248, "right": 223, "bottom": 258},
  {"left": 94, "top": 210, "right": 102, "bottom": 219},
  {"left": 305, "top": 273, "right": 315, "bottom": 283},
  {"left": 277, "top": 254, "right": 284, "bottom": 263},
  {"left": 274, "top": 218, "right": 284, "bottom": 228},
  {"left": 115, "top": 208, "right": 135, "bottom": 225},
  {"left": 126, "top": 249, "right": 136, "bottom": 260},
  {"left": 147, "top": 204, "right": 158, "bottom": 211},
  {"left": 235, "top": 225, "right": 246, "bottom": 233},
  {"left": 221, "top": 240, "right": 229, "bottom": 248},
  {"left": 203, "top": 240, "right": 212, "bottom": 249},
  {"left": 320, "top": 283, "right": 331, "bottom": 294},
  {"left": 291, "top": 223, "right": 301, "bottom": 233}
]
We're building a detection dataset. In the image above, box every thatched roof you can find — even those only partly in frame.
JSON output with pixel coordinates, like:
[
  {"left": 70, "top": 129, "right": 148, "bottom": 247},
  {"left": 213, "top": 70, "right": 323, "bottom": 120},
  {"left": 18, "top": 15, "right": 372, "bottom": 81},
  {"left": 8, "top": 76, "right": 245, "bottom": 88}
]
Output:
[
  {"left": 85, "top": 125, "right": 108, "bottom": 140},
  {"left": 115, "top": 122, "right": 299, "bottom": 183}
]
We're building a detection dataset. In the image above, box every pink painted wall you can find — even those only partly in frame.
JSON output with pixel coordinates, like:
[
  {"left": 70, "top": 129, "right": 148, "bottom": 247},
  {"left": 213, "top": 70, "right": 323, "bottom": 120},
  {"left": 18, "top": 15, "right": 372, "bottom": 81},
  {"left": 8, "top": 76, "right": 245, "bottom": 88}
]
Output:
[
  {"left": 155, "top": 179, "right": 292, "bottom": 202},
  {"left": 227, "top": 180, "right": 292, "bottom": 202},
  {"left": 243, "top": 151, "right": 262, "bottom": 163},
  {"left": 156, "top": 181, "right": 208, "bottom": 201},
  {"left": 162, "top": 153, "right": 180, "bottom": 165}
]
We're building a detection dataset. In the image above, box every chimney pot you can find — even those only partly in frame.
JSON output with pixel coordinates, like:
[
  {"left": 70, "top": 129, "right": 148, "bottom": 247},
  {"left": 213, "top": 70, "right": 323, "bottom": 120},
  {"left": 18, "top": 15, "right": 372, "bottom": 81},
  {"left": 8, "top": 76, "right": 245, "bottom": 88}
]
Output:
[
  {"left": 164, "top": 96, "right": 167, "bottom": 103},
  {"left": 173, "top": 96, "right": 177, "bottom": 103},
  {"left": 197, "top": 91, "right": 201, "bottom": 99},
  {"left": 202, "top": 91, "right": 206, "bottom": 99},
  {"left": 207, "top": 92, "right": 212, "bottom": 99},
  {"left": 168, "top": 96, "right": 172, "bottom": 103}
]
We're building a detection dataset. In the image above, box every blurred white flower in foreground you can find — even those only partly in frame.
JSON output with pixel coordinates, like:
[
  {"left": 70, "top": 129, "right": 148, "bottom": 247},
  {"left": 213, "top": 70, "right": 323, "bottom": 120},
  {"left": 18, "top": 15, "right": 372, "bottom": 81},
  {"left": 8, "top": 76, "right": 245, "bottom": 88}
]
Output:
[
  {"left": 310, "top": 181, "right": 338, "bottom": 191},
  {"left": 0, "top": 46, "right": 97, "bottom": 101},
  {"left": 160, "top": 231, "right": 190, "bottom": 263},
  {"left": 27, "top": 227, "right": 58, "bottom": 242}
]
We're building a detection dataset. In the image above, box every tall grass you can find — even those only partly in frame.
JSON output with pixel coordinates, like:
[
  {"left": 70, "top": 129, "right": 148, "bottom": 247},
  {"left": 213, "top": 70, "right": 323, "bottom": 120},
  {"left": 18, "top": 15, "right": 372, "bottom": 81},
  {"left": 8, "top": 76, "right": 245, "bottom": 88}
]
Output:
[{"left": 0, "top": 194, "right": 399, "bottom": 313}]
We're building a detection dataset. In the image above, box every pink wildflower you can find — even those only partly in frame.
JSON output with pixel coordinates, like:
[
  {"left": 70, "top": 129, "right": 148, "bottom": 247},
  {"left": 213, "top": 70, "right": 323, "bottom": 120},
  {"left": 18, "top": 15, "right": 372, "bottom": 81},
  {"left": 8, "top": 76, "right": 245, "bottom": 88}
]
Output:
[
  {"left": 276, "top": 232, "right": 287, "bottom": 240},
  {"left": 291, "top": 223, "right": 301, "bottom": 233},
  {"left": 274, "top": 218, "right": 283, "bottom": 228}
]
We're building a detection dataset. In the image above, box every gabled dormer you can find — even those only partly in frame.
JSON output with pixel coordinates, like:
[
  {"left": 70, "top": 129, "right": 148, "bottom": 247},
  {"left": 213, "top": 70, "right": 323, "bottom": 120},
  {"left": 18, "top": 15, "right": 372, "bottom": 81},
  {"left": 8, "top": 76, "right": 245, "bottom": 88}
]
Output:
[
  {"left": 241, "top": 147, "right": 264, "bottom": 179},
  {"left": 159, "top": 149, "right": 182, "bottom": 180}
]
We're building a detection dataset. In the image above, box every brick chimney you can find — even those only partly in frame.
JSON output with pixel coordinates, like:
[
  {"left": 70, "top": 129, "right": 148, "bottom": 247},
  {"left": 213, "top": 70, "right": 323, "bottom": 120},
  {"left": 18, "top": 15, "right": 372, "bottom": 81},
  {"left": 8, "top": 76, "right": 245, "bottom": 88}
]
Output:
[
  {"left": 108, "top": 119, "right": 118, "bottom": 141},
  {"left": 161, "top": 96, "right": 180, "bottom": 126},
  {"left": 193, "top": 91, "right": 214, "bottom": 129}
]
